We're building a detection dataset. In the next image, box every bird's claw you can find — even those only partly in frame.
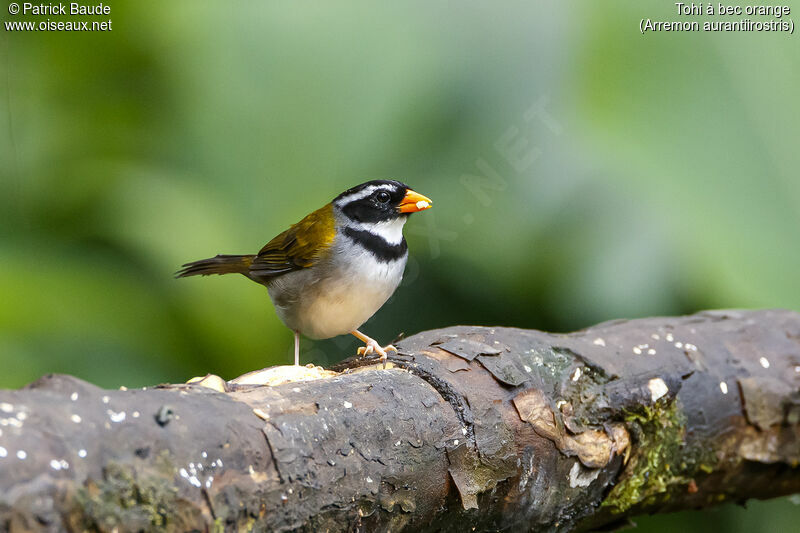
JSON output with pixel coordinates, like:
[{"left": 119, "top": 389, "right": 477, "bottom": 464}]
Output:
[{"left": 357, "top": 341, "right": 396, "bottom": 368}]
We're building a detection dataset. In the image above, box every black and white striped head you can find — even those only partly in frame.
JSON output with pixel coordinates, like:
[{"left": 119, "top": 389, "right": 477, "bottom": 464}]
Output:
[{"left": 333, "top": 180, "right": 432, "bottom": 224}]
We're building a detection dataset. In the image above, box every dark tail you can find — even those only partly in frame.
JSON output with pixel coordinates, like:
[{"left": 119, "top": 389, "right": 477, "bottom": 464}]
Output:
[{"left": 175, "top": 254, "right": 255, "bottom": 278}]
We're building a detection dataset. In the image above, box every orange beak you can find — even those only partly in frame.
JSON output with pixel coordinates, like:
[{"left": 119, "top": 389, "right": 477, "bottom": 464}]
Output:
[{"left": 397, "top": 189, "right": 433, "bottom": 213}]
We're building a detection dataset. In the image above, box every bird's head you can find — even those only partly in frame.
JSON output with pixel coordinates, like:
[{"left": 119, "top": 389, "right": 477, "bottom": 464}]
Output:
[{"left": 333, "top": 180, "right": 432, "bottom": 223}]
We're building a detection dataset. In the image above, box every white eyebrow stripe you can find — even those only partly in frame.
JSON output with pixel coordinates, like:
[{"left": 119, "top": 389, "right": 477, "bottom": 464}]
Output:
[{"left": 334, "top": 185, "right": 381, "bottom": 207}]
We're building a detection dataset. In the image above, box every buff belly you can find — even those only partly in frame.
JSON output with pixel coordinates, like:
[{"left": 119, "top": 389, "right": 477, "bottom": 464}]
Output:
[{"left": 266, "top": 249, "right": 406, "bottom": 339}]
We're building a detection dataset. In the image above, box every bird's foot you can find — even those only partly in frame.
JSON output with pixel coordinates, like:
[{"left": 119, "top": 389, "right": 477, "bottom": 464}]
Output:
[{"left": 357, "top": 341, "right": 397, "bottom": 368}]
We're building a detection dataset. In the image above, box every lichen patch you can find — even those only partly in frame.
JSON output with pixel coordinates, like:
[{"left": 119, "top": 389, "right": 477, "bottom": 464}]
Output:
[{"left": 647, "top": 378, "right": 669, "bottom": 402}]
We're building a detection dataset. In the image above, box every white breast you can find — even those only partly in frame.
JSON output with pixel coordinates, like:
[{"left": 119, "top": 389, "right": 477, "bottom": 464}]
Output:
[{"left": 267, "top": 240, "right": 407, "bottom": 339}]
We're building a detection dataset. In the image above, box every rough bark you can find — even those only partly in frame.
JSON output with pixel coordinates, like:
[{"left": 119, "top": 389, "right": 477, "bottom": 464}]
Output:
[{"left": 1, "top": 309, "right": 799, "bottom": 532}]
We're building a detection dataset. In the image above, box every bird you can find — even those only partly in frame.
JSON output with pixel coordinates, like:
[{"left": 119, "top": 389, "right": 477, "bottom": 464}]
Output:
[{"left": 176, "top": 180, "right": 432, "bottom": 366}]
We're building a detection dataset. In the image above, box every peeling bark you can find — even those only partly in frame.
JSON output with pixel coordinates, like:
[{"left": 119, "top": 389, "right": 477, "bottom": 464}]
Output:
[{"left": 1, "top": 309, "right": 799, "bottom": 532}]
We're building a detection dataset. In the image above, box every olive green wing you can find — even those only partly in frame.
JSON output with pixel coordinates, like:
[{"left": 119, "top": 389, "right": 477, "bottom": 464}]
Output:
[{"left": 248, "top": 204, "right": 336, "bottom": 281}]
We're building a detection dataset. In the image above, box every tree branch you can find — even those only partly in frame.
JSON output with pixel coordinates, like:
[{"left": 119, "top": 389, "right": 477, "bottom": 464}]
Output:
[{"left": 1, "top": 309, "right": 799, "bottom": 532}]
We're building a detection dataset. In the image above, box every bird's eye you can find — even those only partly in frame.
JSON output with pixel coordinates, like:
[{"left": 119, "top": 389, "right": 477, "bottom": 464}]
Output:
[{"left": 376, "top": 191, "right": 391, "bottom": 203}]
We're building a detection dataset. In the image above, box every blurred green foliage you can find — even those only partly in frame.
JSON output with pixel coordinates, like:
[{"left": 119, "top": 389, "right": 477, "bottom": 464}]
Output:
[{"left": 2, "top": 1, "right": 799, "bottom": 529}]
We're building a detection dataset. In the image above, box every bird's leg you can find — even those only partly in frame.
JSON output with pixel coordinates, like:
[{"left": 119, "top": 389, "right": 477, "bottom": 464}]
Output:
[
  {"left": 294, "top": 330, "right": 300, "bottom": 366},
  {"left": 350, "top": 330, "right": 397, "bottom": 368}
]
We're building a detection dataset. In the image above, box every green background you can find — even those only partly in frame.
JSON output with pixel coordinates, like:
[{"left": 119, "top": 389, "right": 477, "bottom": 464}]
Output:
[{"left": 2, "top": 1, "right": 799, "bottom": 529}]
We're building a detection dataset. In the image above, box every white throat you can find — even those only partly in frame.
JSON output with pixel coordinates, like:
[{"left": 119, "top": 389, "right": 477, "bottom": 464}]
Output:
[{"left": 348, "top": 217, "right": 407, "bottom": 245}]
